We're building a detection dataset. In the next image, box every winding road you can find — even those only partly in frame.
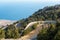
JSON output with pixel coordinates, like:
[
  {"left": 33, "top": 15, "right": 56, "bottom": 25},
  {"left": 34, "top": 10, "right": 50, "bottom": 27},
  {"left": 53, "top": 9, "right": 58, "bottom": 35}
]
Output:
[
  {"left": 1, "top": 21, "right": 56, "bottom": 40},
  {"left": 19, "top": 21, "right": 56, "bottom": 40}
]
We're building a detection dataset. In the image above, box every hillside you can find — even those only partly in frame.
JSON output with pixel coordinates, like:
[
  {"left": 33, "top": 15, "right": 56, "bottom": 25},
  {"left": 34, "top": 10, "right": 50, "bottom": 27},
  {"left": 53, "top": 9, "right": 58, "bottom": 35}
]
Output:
[
  {"left": 15, "top": 5, "right": 60, "bottom": 28},
  {"left": 0, "top": 5, "right": 60, "bottom": 40}
]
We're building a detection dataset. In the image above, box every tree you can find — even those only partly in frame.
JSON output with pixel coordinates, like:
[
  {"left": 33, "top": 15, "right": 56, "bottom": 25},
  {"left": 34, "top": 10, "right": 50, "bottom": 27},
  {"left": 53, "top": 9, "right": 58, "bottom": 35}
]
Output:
[
  {"left": 37, "top": 24, "right": 57, "bottom": 40},
  {"left": 53, "top": 23, "right": 60, "bottom": 40},
  {"left": 37, "top": 28, "right": 48, "bottom": 40},
  {"left": 0, "top": 28, "right": 5, "bottom": 39},
  {"left": 22, "top": 27, "right": 32, "bottom": 36},
  {"left": 5, "top": 25, "right": 20, "bottom": 39},
  {"left": 22, "top": 23, "right": 38, "bottom": 36}
]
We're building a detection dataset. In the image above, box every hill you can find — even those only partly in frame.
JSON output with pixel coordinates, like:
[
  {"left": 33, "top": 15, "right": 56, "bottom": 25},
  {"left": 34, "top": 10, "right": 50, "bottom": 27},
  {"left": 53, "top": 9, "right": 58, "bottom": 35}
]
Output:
[
  {"left": 0, "top": 5, "right": 60, "bottom": 40},
  {"left": 15, "top": 5, "right": 60, "bottom": 28}
]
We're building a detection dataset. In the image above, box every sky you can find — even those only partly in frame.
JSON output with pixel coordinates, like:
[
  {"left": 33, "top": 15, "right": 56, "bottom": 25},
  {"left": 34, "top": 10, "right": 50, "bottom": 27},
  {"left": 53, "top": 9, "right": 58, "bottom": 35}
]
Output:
[{"left": 0, "top": 0, "right": 60, "bottom": 20}]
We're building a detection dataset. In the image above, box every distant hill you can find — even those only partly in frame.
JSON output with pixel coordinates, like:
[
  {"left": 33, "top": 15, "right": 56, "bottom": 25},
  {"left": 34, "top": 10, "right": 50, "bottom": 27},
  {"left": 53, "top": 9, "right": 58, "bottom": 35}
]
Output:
[{"left": 0, "top": 20, "right": 15, "bottom": 28}]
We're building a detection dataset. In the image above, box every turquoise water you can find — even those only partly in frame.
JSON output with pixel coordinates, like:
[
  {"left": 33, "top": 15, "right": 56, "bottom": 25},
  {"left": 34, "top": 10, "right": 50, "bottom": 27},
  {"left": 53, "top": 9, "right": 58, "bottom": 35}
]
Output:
[{"left": 0, "top": 1, "right": 60, "bottom": 20}]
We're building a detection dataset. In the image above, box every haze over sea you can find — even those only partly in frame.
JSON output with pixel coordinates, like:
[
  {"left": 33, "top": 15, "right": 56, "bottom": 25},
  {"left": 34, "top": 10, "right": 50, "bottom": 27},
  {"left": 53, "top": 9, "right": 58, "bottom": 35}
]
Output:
[{"left": 0, "top": 0, "right": 60, "bottom": 20}]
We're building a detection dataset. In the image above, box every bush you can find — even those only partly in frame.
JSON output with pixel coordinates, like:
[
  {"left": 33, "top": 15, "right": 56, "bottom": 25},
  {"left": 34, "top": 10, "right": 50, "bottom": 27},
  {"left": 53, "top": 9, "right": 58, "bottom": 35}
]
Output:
[{"left": 0, "top": 28, "right": 5, "bottom": 39}]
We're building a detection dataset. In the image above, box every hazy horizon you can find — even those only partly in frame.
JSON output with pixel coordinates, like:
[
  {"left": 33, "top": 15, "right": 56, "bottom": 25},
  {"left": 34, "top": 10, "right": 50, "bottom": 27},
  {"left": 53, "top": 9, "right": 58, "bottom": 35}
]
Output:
[{"left": 0, "top": 0, "right": 60, "bottom": 20}]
